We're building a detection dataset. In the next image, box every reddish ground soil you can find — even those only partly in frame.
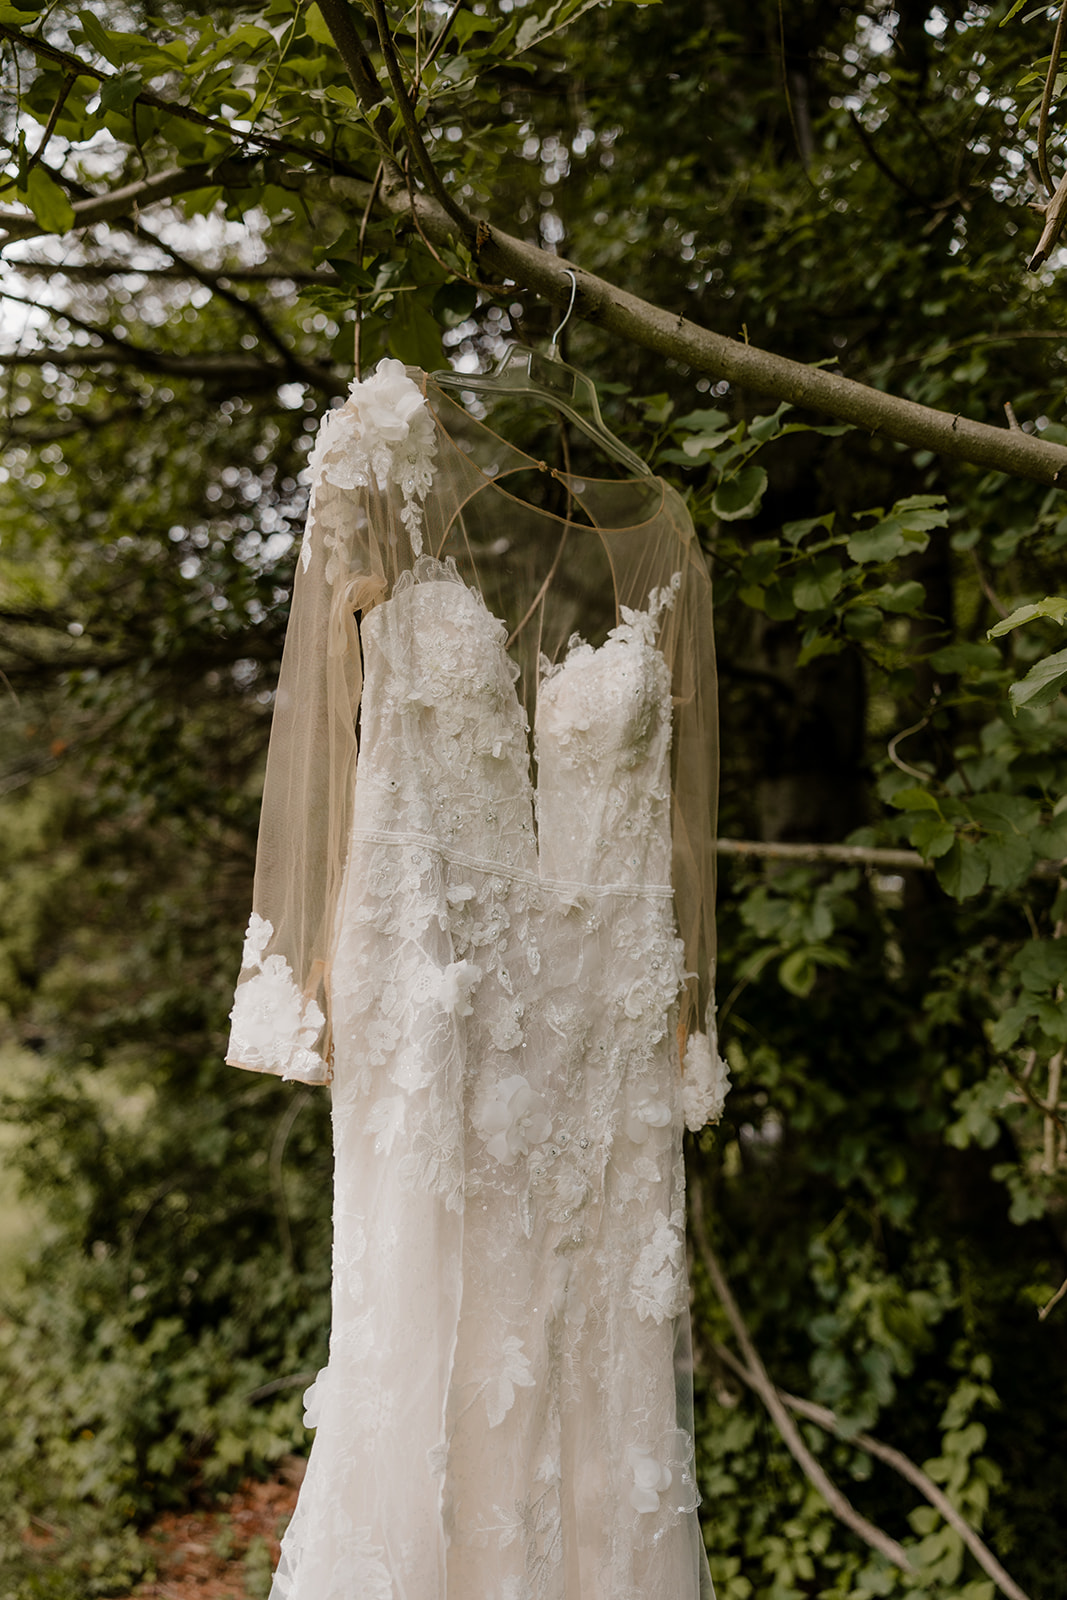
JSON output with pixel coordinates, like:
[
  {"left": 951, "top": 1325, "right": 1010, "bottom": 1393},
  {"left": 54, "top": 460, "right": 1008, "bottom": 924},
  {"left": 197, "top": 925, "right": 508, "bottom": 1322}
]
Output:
[{"left": 123, "top": 1471, "right": 300, "bottom": 1600}]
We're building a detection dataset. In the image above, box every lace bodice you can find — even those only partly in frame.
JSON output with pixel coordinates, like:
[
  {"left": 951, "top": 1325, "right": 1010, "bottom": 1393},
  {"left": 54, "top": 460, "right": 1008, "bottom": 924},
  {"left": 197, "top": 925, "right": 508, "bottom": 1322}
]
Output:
[{"left": 226, "top": 362, "right": 722, "bottom": 1600}]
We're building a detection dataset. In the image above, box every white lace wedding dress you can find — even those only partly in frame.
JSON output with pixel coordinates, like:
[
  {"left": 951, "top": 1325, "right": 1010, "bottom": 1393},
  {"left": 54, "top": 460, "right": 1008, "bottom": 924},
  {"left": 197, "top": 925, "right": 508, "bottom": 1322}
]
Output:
[{"left": 227, "top": 362, "right": 723, "bottom": 1600}]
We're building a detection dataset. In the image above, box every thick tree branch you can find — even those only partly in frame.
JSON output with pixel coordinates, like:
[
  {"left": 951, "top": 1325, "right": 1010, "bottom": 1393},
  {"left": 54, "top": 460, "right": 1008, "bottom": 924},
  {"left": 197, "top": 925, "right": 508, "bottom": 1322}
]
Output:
[
  {"left": 387, "top": 185, "right": 1067, "bottom": 486},
  {"left": 689, "top": 1186, "right": 918, "bottom": 1575},
  {"left": 713, "top": 1342, "right": 1032, "bottom": 1600}
]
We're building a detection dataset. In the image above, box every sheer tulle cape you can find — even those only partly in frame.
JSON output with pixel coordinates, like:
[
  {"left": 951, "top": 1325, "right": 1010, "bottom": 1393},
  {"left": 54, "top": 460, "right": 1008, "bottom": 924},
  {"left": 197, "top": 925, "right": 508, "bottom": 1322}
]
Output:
[{"left": 226, "top": 370, "right": 718, "bottom": 1083}]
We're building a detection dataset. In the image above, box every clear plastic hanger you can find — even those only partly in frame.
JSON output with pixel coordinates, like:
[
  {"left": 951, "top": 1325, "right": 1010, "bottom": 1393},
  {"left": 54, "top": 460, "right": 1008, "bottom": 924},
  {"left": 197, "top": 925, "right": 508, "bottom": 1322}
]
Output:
[{"left": 431, "top": 270, "right": 652, "bottom": 478}]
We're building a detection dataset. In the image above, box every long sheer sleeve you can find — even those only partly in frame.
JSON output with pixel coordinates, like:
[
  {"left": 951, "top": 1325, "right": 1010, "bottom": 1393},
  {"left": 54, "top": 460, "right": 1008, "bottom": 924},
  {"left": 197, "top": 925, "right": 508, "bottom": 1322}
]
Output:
[{"left": 226, "top": 363, "right": 436, "bottom": 1081}]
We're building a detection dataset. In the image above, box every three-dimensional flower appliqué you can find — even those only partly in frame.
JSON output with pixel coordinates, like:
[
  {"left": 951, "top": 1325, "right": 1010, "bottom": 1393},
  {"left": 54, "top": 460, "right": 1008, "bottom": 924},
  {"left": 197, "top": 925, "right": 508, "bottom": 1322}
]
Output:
[
  {"left": 681, "top": 1030, "right": 731, "bottom": 1131},
  {"left": 304, "top": 357, "right": 437, "bottom": 561},
  {"left": 473, "top": 1074, "right": 553, "bottom": 1165},
  {"left": 627, "top": 1430, "right": 700, "bottom": 1517},
  {"left": 228, "top": 913, "right": 326, "bottom": 1081},
  {"left": 629, "top": 1209, "right": 686, "bottom": 1324}
]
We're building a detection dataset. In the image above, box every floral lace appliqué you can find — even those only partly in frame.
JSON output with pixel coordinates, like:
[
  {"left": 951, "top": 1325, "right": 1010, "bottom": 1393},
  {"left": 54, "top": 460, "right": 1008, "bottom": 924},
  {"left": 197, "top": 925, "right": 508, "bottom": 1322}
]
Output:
[
  {"left": 228, "top": 912, "right": 327, "bottom": 1082},
  {"left": 681, "top": 1029, "right": 731, "bottom": 1130},
  {"left": 629, "top": 1209, "right": 687, "bottom": 1324},
  {"left": 304, "top": 357, "right": 437, "bottom": 565},
  {"left": 473, "top": 1074, "right": 553, "bottom": 1166}
]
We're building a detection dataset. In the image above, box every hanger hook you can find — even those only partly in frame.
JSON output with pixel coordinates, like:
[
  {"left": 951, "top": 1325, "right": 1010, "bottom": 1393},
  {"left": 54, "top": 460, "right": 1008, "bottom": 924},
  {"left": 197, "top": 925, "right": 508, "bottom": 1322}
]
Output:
[{"left": 550, "top": 269, "right": 577, "bottom": 351}]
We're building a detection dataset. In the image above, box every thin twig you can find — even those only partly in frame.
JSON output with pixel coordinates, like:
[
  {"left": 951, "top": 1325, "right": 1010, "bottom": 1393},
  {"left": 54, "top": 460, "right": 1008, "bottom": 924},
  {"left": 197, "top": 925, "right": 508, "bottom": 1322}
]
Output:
[
  {"left": 1044, "top": 1046, "right": 1064, "bottom": 1173},
  {"left": 354, "top": 160, "right": 384, "bottom": 380},
  {"left": 716, "top": 839, "right": 930, "bottom": 870},
  {"left": 366, "top": 0, "right": 472, "bottom": 231},
  {"left": 1037, "top": 0, "right": 1067, "bottom": 198},
  {"left": 690, "top": 1187, "right": 918, "bottom": 1575},
  {"left": 1038, "top": 1275, "right": 1067, "bottom": 1319},
  {"left": 0, "top": 72, "right": 76, "bottom": 196},
  {"left": 418, "top": 0, "right": 465, "bottom": 88},
  {"left": 713, "top": 1341, "right": 1032, "bottom": 1600},
  {"left": 971, "top": 549, "right": 1009, "bottom": 620},
  {"left": 887, "top": 710, "right": 934, "bottom": 782}
]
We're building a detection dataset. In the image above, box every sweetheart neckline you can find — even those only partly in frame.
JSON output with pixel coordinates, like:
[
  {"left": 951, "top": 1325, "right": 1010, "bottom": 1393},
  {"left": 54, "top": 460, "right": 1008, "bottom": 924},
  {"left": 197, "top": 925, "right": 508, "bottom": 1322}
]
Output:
[
  {"left": 368, "top": 554, "right": 675, "bottom": 715},
  {"left": 358, "top": 557, "right": 677, "bottom": 880}
]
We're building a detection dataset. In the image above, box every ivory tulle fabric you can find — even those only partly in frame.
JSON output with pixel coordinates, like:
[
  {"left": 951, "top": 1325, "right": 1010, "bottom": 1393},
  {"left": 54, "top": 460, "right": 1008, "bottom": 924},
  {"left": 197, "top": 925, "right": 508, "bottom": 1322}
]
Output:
[{"left": 227, "top": 362, "right": 720, "bottom": 1599}]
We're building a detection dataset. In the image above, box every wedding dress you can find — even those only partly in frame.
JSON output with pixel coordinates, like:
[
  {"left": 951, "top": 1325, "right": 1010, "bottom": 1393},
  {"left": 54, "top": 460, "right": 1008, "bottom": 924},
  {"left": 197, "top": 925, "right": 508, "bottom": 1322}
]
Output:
[{"left": 227, "top": 360, "right": 723, "bottom": 1600}]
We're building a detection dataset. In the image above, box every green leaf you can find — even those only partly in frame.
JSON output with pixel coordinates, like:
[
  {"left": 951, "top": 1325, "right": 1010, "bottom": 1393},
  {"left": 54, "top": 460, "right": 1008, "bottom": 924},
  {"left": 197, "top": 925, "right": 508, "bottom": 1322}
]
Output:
[
  {"left": 876, "top": 580, "right": 926, "bottom": 614},
  {"left": 990, "top": 1003, "right": 1033, "bottom": 1052},
  {"left": 935, "top": 840, "right": 989, "bottom": 900},
  {"left": 847, "top": 495, "right": 947, "bottom": 563},
  {"left": 748, "top": 402, "right": 792, "bottom": 443},
  {"left": 778, "top": 944, "right": 850, "bottom": 996},
  {"left": 387, "top": 296, "right": 444, "bottom": 369},
  {"left": 892, "top": 786, "right": 942, "bottom": 814},
  {"left": 22, "top": 166, "right": 75, "bottom": 233},
  {"left": 99, "top": 70, "right": 144, "bottom": 116},
  {"left": 967, "top": 793, "right": 1041, "bottom": 833},
  {"left": 304, "top": 2, "right": 335, "bottom": 43},
  {"left": 977, "top": 833, "right": 1034, "bottom": 890},
  {"left": 675, "top": 407, "right": 730, "bottom": 432},
  {"left": 928, "top": 643, "right": 1002, "bottom": 674},
  {"left": 909, "top": 817, "right": 957, "bottom": 859},
  {"left": 1012, "top": 939, "right": 1067, "bottom": 992},
  {"left": 740, "top": 539, "right": 780, "bottom": 585},
  {"left": 782, "top": 513, "right": 834, "bottom": 546},
  {"left": 77, "top": 7, "right": 122, "bottom": 64},
  {"left": 764, "top": 581, "right": 797, "bottom": 621},
  {"left": 793, "top": 555, "right": 843, "bottom": 611},
  {"left": 681, "top": 428, "right": 733, "bottom": 458},
  {"left": 842, "top": 605, "right": 882, "bottom": 639},
  {"left": 711, "top": 465, "right": 768, "bottom": 521},
  {"left": 988, "top": 596, "right": 1067, "bottom": 637},
  {"left": 1034, "top": 812, "right": 1067, "bottom": 859},
  {"left": 432, "top": 280, "right": 479, "bottom": 329},
  {"left": 797, "top": 633, "right": 844, "bottom": 665},
  {"left": 1007, "top": 646, "right": 1067, "bottom": 713}
]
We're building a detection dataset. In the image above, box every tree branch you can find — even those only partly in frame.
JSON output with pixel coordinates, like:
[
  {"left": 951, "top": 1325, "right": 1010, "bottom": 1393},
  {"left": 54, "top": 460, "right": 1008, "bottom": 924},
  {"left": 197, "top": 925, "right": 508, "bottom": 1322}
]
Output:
[
  {"left": 387, "top": 184, "right": 1067, "bottom": 486},
  {"left": 712, "top": 1341, "right": 1031, "bottom": 1600},
  {"left": 1036, "top": 0, "right": 1067, "bottom": 198},
  {"left": 689, "top": 1186, "right": 918, "bottom": 1575},
  {"left": 364, "top": 0, "right": 472, "bottom": 230},
  {"left": 717, "top": 839, "right": 930, "bottom": 871},
  {"left": 715, "top": 838, "right": 1062, "bottom": 876}
]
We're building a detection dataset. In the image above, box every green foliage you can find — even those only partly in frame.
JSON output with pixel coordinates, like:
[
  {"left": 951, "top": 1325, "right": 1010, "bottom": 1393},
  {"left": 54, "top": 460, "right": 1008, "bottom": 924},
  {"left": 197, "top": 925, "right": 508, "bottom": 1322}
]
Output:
[{"left": 3, "top": 0, "right": 1067, "bottom": 1595}]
